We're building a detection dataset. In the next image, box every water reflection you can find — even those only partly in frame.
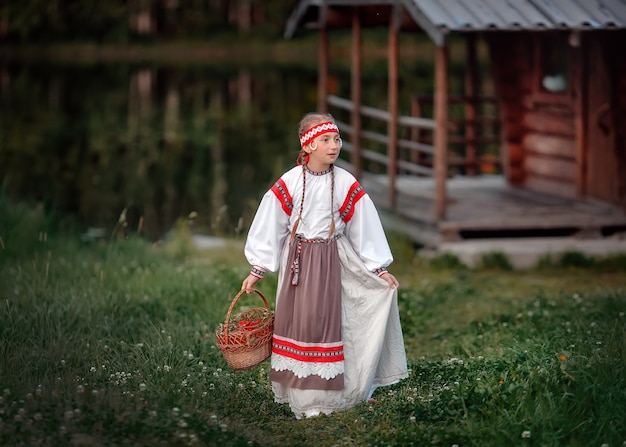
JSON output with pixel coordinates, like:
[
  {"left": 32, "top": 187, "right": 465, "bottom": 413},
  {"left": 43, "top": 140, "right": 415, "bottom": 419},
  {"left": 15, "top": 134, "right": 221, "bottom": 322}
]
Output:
[
  {"left": 1, "top": 52, "right": 431, "bottom": 240},
  {"left": 0, "top": 61, "right": 320, "bottom": 240}
]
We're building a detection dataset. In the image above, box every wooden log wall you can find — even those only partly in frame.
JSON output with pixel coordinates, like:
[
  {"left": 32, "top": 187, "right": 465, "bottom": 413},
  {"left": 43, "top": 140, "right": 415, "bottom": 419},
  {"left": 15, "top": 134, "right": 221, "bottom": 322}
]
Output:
[
  {"left": 618, "top": 34, "right": 626, "bottom": 208},
  {"left": 582, "top": 31, "right": 626, "bottom": 208},
  {"left": 608, "top": 30, "right": 626, "bottom": 209},
  {"left": 487, "top": 32, "right": 577, "bottom": 198},
  {"left": 486, "top": 33, "right": 529, "bottom": 186}
]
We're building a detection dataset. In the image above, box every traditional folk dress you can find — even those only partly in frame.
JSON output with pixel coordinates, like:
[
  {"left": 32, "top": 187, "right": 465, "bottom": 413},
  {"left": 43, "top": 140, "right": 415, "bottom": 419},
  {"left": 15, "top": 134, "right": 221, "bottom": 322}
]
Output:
[{"left": 244, "top": 164, "right": 408, "bottom": 418}]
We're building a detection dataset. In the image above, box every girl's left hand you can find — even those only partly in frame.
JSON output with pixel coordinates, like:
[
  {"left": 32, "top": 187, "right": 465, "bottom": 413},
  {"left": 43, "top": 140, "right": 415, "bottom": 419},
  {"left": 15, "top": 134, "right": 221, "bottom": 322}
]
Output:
[
  {"left": 241, "top": 274, "right": 261, "bottom": 293},
  {"left": 380, "top": 272, "right": 399, "bottom": 289}
]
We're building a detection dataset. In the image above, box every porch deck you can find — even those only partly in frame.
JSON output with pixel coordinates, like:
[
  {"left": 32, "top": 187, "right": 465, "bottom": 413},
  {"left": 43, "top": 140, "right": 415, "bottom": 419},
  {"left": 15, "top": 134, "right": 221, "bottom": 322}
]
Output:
[{"left": 353, "top": 169, "right": 626, "bottom": 248}]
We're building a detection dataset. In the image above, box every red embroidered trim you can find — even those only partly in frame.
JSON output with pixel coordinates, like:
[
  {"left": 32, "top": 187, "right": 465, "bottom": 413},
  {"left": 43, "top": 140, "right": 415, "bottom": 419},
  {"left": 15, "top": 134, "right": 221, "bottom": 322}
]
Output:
[
  {"left": 250, "top": 266, "right": 266, "bottom": 279},
  {"left": 339, "top": 181, "right": 365, "bottom": 223},
  {"left": 374, "top": 267, "right": 388, "bottom": 277},
  {"left": 299, "top": 121, "right": 339, "bottom": 147},
  {"left": 271, "top": 178, "right": 293, "bottom": 216},
  {"left": 272, "top": 338, "right": 345, "bottom": 363}
]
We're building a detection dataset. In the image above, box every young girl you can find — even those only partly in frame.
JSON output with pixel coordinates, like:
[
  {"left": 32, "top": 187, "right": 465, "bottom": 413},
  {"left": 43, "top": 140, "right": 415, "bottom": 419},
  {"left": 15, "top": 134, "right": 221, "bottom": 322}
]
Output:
[{"left": 241, "top": 112, "right": 408, "bottom": 418}]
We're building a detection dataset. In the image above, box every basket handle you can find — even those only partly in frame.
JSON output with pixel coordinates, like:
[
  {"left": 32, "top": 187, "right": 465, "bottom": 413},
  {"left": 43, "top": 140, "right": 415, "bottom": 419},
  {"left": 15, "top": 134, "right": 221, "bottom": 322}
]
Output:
[{"left": 223, "top": 289, "right": 270, "bottom": 340}]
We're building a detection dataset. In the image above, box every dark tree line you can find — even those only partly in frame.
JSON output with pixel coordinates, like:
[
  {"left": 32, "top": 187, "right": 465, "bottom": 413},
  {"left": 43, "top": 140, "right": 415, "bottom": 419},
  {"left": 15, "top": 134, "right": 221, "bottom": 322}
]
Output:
[{"left": 0, "top": 0, "right": 299, "bottom": 44}]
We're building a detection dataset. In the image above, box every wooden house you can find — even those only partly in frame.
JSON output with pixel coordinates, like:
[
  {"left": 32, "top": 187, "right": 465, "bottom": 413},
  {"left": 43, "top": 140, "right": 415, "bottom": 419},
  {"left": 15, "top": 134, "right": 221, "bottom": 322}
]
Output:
[{"left": 285, "top": 0, "right": 626, "bottom": 248}]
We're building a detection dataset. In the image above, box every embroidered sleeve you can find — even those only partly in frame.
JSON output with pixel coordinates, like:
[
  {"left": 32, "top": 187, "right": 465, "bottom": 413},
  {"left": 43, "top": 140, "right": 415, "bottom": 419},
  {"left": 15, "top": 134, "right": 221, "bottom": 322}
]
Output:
[
  {"left": 250, "top": 265, "right": 266, "bottom": 279},
  {"left": 271, "top": 178, "right": 293, "bottom": 216},
  {"left": 374, "top": 267, "right": 388, "bottom": 277},
  {"left": 339, "top": 181, "right": 366, "bottom": 223},
  {"left": 244, "top": 182, "right": 291, "bottom": 272},
  {"left": 344, "top": 194, "right": 394, "bottom": 272}
]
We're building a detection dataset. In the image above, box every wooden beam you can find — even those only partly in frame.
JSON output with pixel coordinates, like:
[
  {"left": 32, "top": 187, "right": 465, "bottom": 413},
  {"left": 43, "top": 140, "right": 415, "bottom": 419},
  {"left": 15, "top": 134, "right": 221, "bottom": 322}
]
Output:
[
  {"left": 350, "top": 7, "right": 362, "bottom": 179},
  {"left": 410, "top": 96, "right": 425, "bottom": 166},
  {"left": 524, "top": 154, "right": 577, "bottom": 181},
  {"left": 328, "top": 94, "right": 435, "bottom": 130},
  {"left": 572, "top": 33, "right": 587, "bottom": 196},
  {"left": 523, "top": 133, "right": 575, "bottom": 158},
  {"left": 434, "top": 43, "right": 449, "bottom": 221},
  {"left": 387, "top": 4, "right": 400, "bottom": 208},
  {"left": 317, "top": 8, "right": 329, "bottom": 114},
  {"left": 523, "top": 110, "right": 576, "bottom": 137},
  {"left": 464, "top": 34, "right": 478, "bottom": 176}
]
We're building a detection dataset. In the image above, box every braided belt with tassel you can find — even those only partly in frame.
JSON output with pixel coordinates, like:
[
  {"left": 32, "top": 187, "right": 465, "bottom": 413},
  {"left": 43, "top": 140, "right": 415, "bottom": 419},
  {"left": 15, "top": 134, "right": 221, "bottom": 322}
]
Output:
[{"left": 290, "top": 234, "right": 341, "bottom": 286}]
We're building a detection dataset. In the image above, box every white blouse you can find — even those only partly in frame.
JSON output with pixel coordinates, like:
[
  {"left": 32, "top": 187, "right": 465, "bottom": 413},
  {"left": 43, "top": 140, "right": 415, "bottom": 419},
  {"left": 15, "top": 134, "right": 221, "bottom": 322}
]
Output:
[{"left": 244, "top": 165, "right": 393, "bottom": 273}]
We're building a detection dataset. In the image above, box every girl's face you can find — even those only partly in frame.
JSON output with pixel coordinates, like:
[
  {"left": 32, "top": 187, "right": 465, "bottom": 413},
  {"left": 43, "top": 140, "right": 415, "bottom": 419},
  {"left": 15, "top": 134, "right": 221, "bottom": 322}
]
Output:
[{"left": 305, "top": 131, "right": 342, "bottom": 171}]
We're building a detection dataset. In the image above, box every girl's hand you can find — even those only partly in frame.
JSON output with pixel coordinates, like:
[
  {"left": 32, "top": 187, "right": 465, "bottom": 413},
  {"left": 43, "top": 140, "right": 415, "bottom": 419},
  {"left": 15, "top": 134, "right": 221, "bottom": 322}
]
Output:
[
  {"left": 241, "top": 274, "right": 261, "bottom": 293},
  {"left": 380, "top": 272, "right": 399, "bottom": 289}
]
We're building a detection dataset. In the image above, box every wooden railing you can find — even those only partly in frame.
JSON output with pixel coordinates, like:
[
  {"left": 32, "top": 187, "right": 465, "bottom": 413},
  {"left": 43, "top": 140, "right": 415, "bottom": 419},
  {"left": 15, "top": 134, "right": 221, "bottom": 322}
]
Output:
[
  {"left": 328, "top": 94, "right": 437, "bottom": 177},
  {"left": 328, "top": 93, "right": 500, "bottom": 180},
  {"left": 411, "top": 94, "right": 501, "bottom": 176}
]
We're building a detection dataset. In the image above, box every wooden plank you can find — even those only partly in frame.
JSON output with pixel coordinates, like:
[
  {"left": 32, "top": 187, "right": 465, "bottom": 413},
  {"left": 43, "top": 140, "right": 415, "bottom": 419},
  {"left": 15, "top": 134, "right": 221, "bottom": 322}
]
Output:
[
  {"left": 572, "top": 37, "right": 587, "bottom": 195},
  {"left": 450, "top": 117, "right": 501, "bottom": 125},
  {"left": 523, "top": 175, "right": 577, "bottom": 198},
  {"left": 387, "top": 5, "right": 400, "bottom": 208},
  {"left": 398, "top": 114, "right": 436, "bottom": 130},
  {"left": 522, "top": 110, "right": 576, "bottom": 136},
  {"left": 317, "top": 25, "right": 329, "bottom": 113},
  {"left": 438, "top": 215, "right": 615, "bottom": 231},
  {"left": 505, "top": 142, "right": 522, "bottom": 166},
  {"left": 355, "top": 169, "right": 626, "bottom": 247},
  {"left": 524, "top": 153, "right": 577, "bottom": 181},
  {"left": 396, "top": 159, "right": 434, "bottom": 176},
  {"left": 414, "top": 95, "right": 498, "bottom": 104},
  {"left": 434, "top": 43, "right": 449, "bottom": 220},
  {"left": 420, "top": 135, "right": 500, "bottom": 145},
  {"left": 464, "top": 34, "right": 478, "bottom": 176},
  {"left": 327, "top": 95, "right": 435, "bottom": 130},
  {"left": 339, "top": 122, "right": 435, "bottom": 157},
  {"left": 342, "top": 141, "right": 434, "bottom": 176},
  {"left": 523, "top": 132, "right": 575, "bottom": 158},
  {"left": 585, "top": 34, "right": 619, "bottom": 204},
  {"left": 350, "top": 7, "right": 362, "bottom": 178},
  {"left": 397, "top": 138, "right": 435, "bottom": 156},
  {"left": 410, "top": 96, "right": 424, "bottom": 165}
]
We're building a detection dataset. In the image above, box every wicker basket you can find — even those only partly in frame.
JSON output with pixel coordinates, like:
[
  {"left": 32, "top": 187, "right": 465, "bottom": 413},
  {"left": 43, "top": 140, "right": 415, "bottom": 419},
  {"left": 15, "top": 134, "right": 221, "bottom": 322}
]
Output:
[{"left": 215, "top": 289, "right": 274, "bottom": 370}]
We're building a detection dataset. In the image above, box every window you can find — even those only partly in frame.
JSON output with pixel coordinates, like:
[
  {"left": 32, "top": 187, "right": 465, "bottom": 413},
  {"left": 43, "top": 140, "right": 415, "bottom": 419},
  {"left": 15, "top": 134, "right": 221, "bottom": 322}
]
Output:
[{"left": 538, "top": 35, "right": 569, "bottom": 94}]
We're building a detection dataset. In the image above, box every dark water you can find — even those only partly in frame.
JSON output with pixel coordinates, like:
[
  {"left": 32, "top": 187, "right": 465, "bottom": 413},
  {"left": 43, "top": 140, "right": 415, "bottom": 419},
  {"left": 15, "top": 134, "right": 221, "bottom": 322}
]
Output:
[{"left": 0, "top": 54, "right": 430, "bottom": 240}]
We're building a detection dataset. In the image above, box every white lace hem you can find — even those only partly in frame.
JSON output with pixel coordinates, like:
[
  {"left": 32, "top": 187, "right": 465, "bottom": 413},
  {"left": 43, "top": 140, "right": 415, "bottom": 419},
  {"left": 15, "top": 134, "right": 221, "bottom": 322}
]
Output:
[{"left": 271, "top": 353, "right": 344, "bottom": 380}]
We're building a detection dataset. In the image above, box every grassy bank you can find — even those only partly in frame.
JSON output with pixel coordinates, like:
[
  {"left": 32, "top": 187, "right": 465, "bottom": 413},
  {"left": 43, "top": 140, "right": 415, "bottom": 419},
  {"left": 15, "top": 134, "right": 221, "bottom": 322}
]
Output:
[{"left": 1, "top": 199, "right": 626, "bottom": 446}]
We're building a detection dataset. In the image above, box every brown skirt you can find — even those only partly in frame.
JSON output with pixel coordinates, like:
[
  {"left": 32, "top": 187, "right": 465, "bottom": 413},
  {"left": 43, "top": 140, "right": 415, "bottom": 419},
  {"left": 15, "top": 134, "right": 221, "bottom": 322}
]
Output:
[
  {"left": 269, "top": 235, "right": 345, "bottom": 390},
  {"left": 270, "top": 236, "right": 409, "bottom": 418}
]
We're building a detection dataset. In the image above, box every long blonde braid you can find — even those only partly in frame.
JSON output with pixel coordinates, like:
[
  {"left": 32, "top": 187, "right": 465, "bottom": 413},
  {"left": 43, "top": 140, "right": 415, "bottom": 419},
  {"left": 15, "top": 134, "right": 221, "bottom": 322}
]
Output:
[
  {"left": 328, "top": 165, "right": 335, "bottom": 240},
  {"left": 289, "top": 163, "right": 306, "bottom": 243}
]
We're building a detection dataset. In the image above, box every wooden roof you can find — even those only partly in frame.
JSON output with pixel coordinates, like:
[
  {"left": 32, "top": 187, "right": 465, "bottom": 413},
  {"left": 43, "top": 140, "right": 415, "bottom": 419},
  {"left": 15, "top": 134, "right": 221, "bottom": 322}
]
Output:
[{"left": 285, "top": 0, "right": 626, "bottom": 45}]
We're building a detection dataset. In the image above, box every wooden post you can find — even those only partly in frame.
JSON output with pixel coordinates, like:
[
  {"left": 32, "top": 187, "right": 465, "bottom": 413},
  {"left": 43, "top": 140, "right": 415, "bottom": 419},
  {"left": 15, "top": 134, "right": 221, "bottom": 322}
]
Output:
[
  {"left": 572, "top": 32, "right": 587, "bottom": 196},
  {"left": 464, "top": 34, "right": 478, "bottom": 176},
  {"left": 351, "top": 7, "right": 363, "bottom": 179},
  {"left": 387, "top": 5, "right": 400, "bottom": 208},
  {"left": 434, "top": 43, "right": 449, "bottom": 221},
  {"left": 410, "top": 95, "right": 423, "bottom": 165},
  {"left": 317, "top": 7, "right": 329, "bottom": 114}
]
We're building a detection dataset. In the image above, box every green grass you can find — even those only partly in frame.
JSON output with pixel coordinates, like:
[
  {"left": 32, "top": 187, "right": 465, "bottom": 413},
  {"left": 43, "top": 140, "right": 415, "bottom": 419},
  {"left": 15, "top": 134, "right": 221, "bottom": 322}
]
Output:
[{"left": 1, "top": 199, "right": 626, "bottom": 446}]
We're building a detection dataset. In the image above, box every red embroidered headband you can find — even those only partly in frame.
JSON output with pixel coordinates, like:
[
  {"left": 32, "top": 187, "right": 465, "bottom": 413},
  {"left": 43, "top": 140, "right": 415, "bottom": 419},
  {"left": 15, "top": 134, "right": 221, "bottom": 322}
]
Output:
[{"left": 299, "top": 121, "right": 340, "bottom": 147}]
